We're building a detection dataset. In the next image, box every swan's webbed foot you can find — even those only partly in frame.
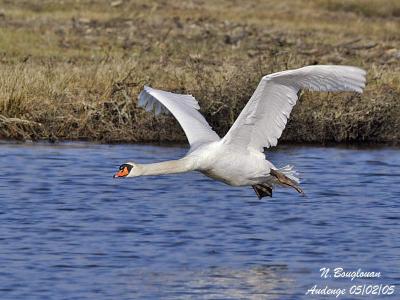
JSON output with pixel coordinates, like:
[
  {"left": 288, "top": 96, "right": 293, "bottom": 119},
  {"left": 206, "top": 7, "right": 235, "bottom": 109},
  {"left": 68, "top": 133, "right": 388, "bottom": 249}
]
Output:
[
  {"left": 270, "top": 169, "right": 304, "bottom": 195},
  {"left": 252, "top": 183, "right": 273, "bottom": 199}
]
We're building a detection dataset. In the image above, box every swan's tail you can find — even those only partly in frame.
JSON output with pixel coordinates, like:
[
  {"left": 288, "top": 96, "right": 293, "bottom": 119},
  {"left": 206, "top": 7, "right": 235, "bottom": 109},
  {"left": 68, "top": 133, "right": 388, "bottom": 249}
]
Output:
[{"left": 278, "top": 165, "right": 300, "bottom": 184}]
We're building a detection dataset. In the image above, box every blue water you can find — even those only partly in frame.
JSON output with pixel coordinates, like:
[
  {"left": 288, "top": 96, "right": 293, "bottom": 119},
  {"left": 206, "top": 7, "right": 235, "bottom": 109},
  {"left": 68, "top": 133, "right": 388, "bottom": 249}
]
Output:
[{"left": 0, "top": 142, "right": 399, "bottom": 299}]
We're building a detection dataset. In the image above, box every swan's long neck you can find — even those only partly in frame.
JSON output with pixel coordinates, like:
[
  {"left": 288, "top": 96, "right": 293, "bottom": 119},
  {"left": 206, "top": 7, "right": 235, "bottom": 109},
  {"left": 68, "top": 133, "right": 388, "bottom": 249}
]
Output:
[{"left": 139, "top": 158, "right": 195, "bottom": 176}]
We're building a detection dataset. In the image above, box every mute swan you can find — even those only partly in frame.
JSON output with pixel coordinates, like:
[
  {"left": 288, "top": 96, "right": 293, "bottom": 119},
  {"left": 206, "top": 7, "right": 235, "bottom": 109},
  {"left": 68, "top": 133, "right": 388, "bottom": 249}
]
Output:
[{"left": 114, "top": 65, "right": 366, "bottom": 198}]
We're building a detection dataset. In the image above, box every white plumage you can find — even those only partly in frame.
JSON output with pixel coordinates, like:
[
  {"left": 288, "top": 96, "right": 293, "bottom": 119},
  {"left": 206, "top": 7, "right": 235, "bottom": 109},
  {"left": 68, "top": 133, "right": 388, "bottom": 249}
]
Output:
[
  {"left": 222, "top": 65, "right": 366, "bottom": 151},
  {"left": 116, "top": 65, "right": 366, "bottom": 198},
  {"left": 138, "top": 86, "right": 220, "bottom": 146}
]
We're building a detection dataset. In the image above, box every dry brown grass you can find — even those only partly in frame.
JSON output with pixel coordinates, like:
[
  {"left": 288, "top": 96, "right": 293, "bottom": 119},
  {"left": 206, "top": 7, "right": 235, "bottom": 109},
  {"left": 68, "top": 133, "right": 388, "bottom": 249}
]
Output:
[
  {"left": 319, "top": 0, "right": 400, "bottom": 18},
  {"left": 0, "top": 0, "right": 399, "bottom": 144}
]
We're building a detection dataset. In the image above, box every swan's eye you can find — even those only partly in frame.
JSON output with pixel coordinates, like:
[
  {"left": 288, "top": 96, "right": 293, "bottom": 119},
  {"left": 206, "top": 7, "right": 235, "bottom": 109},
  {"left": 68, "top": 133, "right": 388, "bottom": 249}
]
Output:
[
  {"left": 119, "top": 164, "right": 134, "bottom": 171},
  {"left": 119, "top": 163, "right": 133, "bottom": 170}
]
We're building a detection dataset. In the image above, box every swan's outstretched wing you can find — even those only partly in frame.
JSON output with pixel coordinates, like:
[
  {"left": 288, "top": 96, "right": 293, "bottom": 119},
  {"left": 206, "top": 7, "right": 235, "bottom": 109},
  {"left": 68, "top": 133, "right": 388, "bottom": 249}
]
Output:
[
  {"left": 222, "top": 65, "right": 366, "bottom": 152},
  {"left": 138, "top": 86, "right": 220, "bottom": 146}
]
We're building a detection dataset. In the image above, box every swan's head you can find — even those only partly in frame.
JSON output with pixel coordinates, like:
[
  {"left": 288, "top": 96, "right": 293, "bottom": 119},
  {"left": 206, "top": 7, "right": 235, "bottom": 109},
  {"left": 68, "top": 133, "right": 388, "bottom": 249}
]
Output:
[{"left": 113, "top": 162, "right": 141, "bottom": 178}]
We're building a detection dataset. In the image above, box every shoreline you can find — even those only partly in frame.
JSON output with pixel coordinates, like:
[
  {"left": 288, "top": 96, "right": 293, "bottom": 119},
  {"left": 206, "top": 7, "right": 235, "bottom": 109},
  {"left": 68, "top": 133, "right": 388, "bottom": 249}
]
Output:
[{"left": 0, "top": 138, "right": 399, "bottom": 150}]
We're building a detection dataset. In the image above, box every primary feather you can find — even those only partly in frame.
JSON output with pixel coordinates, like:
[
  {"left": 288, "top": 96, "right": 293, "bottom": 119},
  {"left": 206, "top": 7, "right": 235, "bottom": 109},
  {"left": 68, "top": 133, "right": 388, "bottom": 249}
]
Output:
[
  {"left": 222, "top": 65, "right": 366, "bottom": 152},
  {"left": 138, "top": 86, "right": 220, "bottom": 146}
]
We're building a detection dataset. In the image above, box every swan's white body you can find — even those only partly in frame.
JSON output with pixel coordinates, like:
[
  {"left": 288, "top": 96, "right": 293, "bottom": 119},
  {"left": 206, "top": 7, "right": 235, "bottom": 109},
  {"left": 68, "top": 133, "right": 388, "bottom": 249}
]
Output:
[
  {"left": 116, "top": 65, "right": 366, "bottom": 197},
  {"left": 188, "top": 141, "right": 274, "bottom": 186}
]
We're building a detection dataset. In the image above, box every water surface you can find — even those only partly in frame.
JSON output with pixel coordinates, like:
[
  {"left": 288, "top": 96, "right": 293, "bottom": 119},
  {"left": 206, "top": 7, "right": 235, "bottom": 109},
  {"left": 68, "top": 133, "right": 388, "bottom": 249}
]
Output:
[{"left": 0, "top": 143, "right": 399, "bottom": 299}]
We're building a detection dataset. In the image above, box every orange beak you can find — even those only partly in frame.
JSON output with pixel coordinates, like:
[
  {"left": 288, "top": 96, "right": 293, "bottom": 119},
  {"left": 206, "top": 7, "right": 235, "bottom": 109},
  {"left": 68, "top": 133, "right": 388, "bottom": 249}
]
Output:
[{"left": 113, "top": 166, "right": 129, "bottom": 178}]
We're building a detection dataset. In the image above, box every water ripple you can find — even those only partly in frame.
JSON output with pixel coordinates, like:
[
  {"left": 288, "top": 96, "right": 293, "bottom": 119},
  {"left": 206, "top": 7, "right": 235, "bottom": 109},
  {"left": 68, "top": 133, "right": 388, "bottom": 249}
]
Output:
[{"left": 0, "top": 143, "right": 399, "bottom": 299}]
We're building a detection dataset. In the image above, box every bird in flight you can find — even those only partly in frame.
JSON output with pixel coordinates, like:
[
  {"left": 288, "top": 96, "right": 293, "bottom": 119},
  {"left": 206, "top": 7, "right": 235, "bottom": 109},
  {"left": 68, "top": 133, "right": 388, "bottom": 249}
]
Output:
[{"left": 114, "top": 65, "right": 366, "bottom": 199}]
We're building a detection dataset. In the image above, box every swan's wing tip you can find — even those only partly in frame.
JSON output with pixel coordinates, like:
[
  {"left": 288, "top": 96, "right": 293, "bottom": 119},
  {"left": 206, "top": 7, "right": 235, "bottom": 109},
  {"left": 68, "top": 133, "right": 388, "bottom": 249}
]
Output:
[
  {"left": 137, "top": 85, "right": 220, "bottom": 145},
  {"left": 137, "top": 86, "right": 170, "bottom": 115},
  {"left": 348, "top": 66, "right": 367, "bottom": 93}
]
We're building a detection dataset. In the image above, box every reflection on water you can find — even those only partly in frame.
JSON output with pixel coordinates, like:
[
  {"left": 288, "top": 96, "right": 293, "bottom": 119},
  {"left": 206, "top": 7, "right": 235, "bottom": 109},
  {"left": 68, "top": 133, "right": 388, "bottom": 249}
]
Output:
[
  {"left": 137, "top": 265, "right": 292, "bottom": 299},
  {"left": 0, "top": 142, "right": 399, "bottom": 299}
]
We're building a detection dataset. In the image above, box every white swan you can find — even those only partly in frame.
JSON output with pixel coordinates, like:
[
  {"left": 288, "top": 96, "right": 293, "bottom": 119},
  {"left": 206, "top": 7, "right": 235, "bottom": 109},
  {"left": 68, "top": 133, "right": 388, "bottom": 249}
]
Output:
[{"left": 114, "top": 65, "right": 366, "bottom": 198}]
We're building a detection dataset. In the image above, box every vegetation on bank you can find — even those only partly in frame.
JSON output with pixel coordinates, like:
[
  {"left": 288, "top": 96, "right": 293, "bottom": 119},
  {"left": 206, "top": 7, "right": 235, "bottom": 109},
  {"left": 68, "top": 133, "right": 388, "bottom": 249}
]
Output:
[{"left": 0, "top": 0, "right": 399, "bottom": 144}]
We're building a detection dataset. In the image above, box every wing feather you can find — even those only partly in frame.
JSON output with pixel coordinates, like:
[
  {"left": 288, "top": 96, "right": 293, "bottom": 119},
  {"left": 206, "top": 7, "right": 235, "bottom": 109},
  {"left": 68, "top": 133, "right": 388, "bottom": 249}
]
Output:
[
  {"left": 138, "top": 86, "right": 220, "bottom": 146},
  {"left": 222, "top": 65, "right": 366, "bottom": 152}
]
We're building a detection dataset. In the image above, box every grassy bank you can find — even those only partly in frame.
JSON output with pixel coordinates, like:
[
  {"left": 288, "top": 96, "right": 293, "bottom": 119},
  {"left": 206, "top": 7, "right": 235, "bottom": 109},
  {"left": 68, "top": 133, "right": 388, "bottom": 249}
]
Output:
[{"left": 0, "top": 0, "right": 399, "bottom": 144}]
